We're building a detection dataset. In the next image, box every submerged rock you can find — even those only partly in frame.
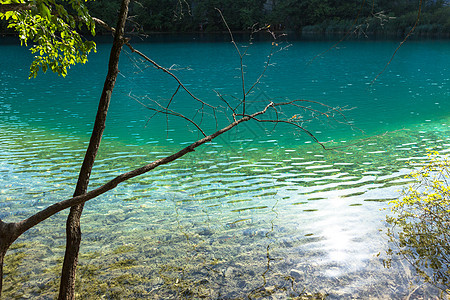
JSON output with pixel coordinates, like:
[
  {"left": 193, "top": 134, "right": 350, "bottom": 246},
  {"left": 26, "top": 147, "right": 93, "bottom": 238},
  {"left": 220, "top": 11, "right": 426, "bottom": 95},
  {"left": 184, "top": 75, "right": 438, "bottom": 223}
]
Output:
[
  {"left": 224, "top": 266, "right": 239, "bottom": 278},
  {"left": 197, "top": 227, "right": 213, "bottom": 236},
  {"left": 289, "top": 269, "right": 304, "bottom": 280},
  {"left": 243, "top": 228, "right": 266, "bottom": 237}
]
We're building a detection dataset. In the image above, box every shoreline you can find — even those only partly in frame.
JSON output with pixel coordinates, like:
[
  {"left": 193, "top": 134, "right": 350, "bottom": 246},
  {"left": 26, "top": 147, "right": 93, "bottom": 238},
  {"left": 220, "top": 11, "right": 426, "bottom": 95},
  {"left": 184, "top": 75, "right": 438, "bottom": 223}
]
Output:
[{"left": 1, "top": 30, "right": 449, "bottom": 45}]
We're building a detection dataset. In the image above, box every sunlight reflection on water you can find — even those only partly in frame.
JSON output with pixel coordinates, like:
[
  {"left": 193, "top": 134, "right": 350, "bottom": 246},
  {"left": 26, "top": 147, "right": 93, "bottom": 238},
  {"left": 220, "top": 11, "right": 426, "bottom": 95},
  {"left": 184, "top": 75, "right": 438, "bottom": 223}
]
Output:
[{"left": 1, "top": 40, "right": 449, "bottom": 298}]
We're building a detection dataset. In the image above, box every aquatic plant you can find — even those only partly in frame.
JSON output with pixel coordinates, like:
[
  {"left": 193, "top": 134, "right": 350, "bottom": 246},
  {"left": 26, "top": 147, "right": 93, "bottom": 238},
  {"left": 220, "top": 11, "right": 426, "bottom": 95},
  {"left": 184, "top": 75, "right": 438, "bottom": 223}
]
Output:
[{"left": 386, "top": 151, "right": 450, "bottom": 295}]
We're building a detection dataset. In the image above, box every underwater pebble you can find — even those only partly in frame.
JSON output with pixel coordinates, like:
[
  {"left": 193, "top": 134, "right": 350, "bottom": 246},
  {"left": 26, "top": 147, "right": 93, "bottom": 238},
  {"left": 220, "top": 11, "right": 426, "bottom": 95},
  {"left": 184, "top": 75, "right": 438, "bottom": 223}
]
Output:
[
  {"left": 224, "top": 266, "right": 238, "bottom": 278},
  {"left": 198, "top": 227, "right": 213, "bottom": 236},
  {"left": 152, "top": 277, "right": 164, "bottom": 286},
  {"left": 290, "top": 269, "right": 304, "bottom": 279},
  {"left": 280, "top": 239, "right": 293, "bottom": 248},
  {"left": 242, "top": 228, "right": 266, "bottom": 237},
  {"left": 161, "top": 234, "right": 172, "bottom": 241},
  {"left": 107, "top": 209, "right": 124, "bottom": 215}
]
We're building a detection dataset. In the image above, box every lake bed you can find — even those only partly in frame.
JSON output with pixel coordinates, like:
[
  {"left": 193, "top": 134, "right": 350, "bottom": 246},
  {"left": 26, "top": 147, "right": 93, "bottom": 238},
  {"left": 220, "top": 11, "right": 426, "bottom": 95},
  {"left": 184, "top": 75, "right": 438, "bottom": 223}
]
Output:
[{"left": 1, "top": 38, "right": 449, "bottom": 298}]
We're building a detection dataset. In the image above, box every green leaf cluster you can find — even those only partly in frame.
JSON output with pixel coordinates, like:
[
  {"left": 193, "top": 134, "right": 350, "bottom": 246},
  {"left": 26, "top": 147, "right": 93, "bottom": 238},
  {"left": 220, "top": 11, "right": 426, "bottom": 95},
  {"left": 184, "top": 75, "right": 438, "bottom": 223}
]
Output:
[
  {"left": 0, "top": 0, "right": 96, "bottom": 78},
  {"left": 386, "top": 151, "right": 450, "bottom": 294}
]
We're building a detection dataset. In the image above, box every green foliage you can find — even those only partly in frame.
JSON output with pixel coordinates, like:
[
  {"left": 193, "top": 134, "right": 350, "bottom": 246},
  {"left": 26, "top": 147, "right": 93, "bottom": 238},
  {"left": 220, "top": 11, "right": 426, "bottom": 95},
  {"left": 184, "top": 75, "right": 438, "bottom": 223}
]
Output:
[
  {"left": 84, "top": 0, "right": 120, "bottom": 32},
  {"left": 131, "top": 0, "right": 186, "bottom": 32},
  {"left": 0, "top": 0, "right": 96, "bottom": 78},
  {"left": 2, "top": 0, "right": 449, "bottom": 35},
  {"left": 386, "top": 151, "right": 450, "bottom": 294},
  {"left": 124, "top": 0, "right": 450, "bottom": 34}
]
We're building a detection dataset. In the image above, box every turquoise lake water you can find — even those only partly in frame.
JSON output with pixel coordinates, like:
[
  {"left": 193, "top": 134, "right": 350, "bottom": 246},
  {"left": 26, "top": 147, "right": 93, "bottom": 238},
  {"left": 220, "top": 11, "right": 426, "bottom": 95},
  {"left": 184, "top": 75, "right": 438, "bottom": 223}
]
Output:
[{"left": 0, "top": 37, "right": 449, "bottom": 298}]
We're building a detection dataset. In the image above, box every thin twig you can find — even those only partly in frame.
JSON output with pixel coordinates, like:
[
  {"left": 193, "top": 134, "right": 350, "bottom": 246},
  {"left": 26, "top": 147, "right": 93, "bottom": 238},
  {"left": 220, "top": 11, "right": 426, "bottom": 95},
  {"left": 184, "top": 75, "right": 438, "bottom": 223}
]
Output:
[
  {"left": 216, "top": 8, "right": 247, "bottom": 115},
  {"left": 129, "top": 93, "right": 208, "bottom": 137},
  {"left": 308, "top": 0, "right": 366, "bottom": 64},
  {"left": 125, "top": 42, "right": 215, "bottom": 109},
  {"left": 15, "top": 102, "right": 275, "bottom": 235},
  {"left": 370, "top": 0, "right": 423, "bottom": 85}
]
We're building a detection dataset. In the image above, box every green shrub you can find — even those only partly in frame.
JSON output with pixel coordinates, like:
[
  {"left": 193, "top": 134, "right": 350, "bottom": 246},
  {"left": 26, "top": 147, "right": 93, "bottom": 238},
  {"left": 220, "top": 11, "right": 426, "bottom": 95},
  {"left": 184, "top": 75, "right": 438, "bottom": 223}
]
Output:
[{"left": 386, "top": 151, "right": 450, "bottom": 295}]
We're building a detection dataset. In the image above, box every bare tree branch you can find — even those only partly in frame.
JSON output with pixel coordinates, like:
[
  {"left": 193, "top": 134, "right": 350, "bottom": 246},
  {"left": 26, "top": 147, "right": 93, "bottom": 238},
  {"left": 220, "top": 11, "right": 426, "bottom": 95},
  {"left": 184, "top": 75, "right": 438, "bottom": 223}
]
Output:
[
  {"left": 0, "top": 3, "right": 33, "bottom": 13},
  {"left": 273, "top": 99, "right": 356, "bottom": 128},
  {"left": 371, "top": 0, "right": 423, "bottom": 85},
  {"left": 216, "top": 8, "right": 248, "bottom": 115},
  {"left": 92, "top": 17, "right": 115, "bottom": 33},
  {"left": 308, "top": 0, "right": 367, "bottom": 64},
  {"left": 10, "top": 102, "right": 274, "bottom": 238},
  {"left": 0, "top": 13, "right": 359, "bottom": 296},
  {"left": 129, "top": 93, "right": 208, "bottom": 137},
  {"left": 124, "top": 42, "right": 215, "bottom": 110},
  {"left": 246, "top": 42, "right": 291, "bottom": 97},
  {"left": 93, "top": 17, "right": 214, "bottom": 141}
]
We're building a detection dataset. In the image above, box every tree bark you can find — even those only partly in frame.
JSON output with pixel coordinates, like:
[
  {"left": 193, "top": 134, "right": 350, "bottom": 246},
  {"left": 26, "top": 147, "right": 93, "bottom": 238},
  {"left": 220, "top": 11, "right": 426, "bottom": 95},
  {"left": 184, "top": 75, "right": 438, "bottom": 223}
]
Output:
[
  {"left": 0, "top": 242, "right": 6, "bottom": 298},
  {"left": 0, "top": 228, "right": 7, "bottom": 297},
  {"left": 0, "top": 4, "right": 33, "bottom": 13},
  {"left": 0, "top": 220, "right": 20, "bottom": 298},
  {"left": 57, "top": 0, "right": 130, "bottom": 299},
  {"left": 0, "top": 249, "right": 3, "bottom": 297}
]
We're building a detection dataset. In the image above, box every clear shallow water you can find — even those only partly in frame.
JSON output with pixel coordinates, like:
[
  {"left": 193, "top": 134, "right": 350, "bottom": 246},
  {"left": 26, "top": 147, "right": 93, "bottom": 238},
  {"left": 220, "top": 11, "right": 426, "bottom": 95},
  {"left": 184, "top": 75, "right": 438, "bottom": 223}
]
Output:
[{"left": 0, "top": 38, "right": 449, "bottom": 298}]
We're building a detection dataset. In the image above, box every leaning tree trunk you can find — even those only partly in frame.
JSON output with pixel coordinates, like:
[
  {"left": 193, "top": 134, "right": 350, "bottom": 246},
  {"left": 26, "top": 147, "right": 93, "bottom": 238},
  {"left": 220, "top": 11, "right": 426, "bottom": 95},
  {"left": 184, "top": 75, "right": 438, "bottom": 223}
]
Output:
[{"left": 58, "top": 0, "right": 130, "bottom": 298}]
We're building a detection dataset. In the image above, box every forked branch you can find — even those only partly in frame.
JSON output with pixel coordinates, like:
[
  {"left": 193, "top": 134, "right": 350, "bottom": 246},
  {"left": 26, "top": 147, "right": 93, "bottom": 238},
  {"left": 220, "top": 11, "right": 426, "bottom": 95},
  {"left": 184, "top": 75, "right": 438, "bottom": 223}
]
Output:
[{"left": 10, "top": 102, "right": 274, "bottom": 238}]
